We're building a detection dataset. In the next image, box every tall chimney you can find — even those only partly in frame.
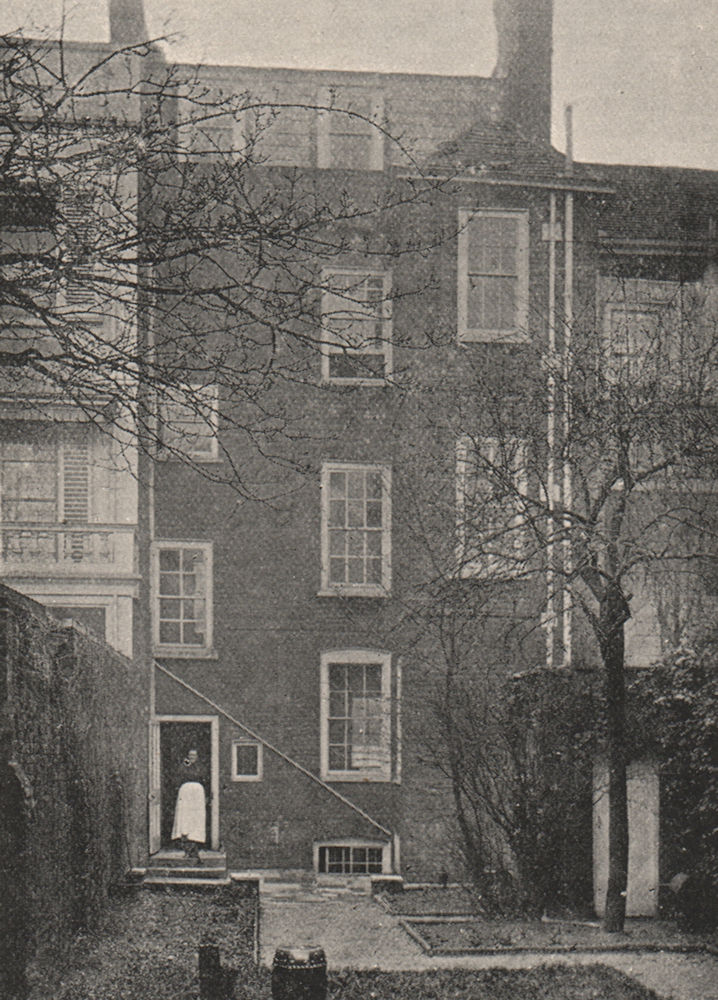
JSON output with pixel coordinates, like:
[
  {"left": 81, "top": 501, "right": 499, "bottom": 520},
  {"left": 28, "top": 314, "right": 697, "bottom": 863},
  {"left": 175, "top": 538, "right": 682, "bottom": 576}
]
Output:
[
  {"left": 493, "top": 0, "right": 553, "bottom": 144},
  {"left": 109, "top": 0, "right": 149, "bottom": 47}
]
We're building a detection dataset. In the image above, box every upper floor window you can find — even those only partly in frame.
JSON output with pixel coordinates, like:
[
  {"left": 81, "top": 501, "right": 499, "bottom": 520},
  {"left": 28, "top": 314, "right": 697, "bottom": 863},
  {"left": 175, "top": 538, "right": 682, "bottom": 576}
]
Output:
[
  {"left": 457, "top": 209, "right": 529, "bottom": 342},
  {"left": 231, "top": 738, "right": 263, "bottom": 781},
  {"left": 320, "top": 463, "right": 391, "bottom": 597},
  {"left": 159, "top": 384, "right": 219, "bottom": 461},
  {"left": 320, "top": 649, "right": 393, "bottom": 782},
  {"left": 320, "top": 270, "right": 392, "bottom": 383},
  {"left": 316, "top": 87, "right": 384, "bottom": 170},
  {"left": 456, "top": 435, "right": 528, "bottom": 579},
  {"left": 151, "top": 542, "right": 213, "bottom": 655},
  {"left": 0, "top": 430, "right": 117, "bottom": 566}
]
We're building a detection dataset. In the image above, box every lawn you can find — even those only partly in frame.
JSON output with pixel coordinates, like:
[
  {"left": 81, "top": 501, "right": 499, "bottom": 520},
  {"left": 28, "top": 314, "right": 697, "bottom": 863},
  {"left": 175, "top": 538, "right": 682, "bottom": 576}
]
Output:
[
  {"left": 408, "top": 916, "right": 709, "bottom": 954},
  {"left": 27, "top": 887, "right": 261, "bottom": 1000},
  {"left": 327, "top": 966, "right": 660, "bottom": 1000}
]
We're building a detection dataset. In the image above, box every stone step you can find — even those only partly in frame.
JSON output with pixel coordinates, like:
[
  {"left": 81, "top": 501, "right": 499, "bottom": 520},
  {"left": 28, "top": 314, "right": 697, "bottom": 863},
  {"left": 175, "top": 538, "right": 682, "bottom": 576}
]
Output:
[
  {"left": 145, "top": 866, "right": 227, "bottom": 879},
  {"left": 143, "top": 875, "right": 232, "bottom": 889}
]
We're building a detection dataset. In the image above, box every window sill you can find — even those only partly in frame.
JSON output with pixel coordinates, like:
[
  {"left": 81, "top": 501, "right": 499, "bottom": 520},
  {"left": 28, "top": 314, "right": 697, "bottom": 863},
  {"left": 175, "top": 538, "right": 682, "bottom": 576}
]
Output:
[
  {"left": 321, "top": 772, "right": 392, "bottom": 783},
  {"left": 153, "top": 646, "right": 218, "bottom": 660},
  {"left": 323, "top": 376, "right": 390, "bottom": 387},
  {"left": 458, "top": 329, "right": 529, "bottom": 344},
  {"left": 317, "top": 587, "right": 390, "bottom": 599}
]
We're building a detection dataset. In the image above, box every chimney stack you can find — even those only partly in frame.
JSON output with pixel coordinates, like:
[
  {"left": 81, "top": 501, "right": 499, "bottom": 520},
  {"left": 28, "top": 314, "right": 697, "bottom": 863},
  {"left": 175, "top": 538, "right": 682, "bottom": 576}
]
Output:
[
  {"left": 109, "top": 0, "right": 149, "bottom": 48},
  {"left": 493, "top": 0, "right": 553, "bottom": 144}
]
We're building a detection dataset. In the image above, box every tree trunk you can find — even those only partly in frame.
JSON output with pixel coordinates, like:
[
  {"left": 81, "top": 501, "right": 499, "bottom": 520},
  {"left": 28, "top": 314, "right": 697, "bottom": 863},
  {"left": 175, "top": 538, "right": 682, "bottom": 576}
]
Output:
[{"left": 598, "top": 582, "right": 630, "bottom": 933}]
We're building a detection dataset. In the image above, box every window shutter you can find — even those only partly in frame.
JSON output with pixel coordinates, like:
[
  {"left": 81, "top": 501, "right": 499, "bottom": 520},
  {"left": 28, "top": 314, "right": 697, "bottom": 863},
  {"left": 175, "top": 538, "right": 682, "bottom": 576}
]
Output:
[
  {"left": 58, "top": 187, "right": 99, "bottom": 310},
  {"left": 62, "top": 442, "right": 90, "bottom": 523}
]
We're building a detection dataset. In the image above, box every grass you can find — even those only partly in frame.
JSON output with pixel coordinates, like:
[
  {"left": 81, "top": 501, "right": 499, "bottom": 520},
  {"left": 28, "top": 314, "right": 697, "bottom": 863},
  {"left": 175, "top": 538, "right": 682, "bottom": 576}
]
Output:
[
  {"left": 382, "top": 886, "right": 479, "bottom": 916},
  {"left": 327, "top": 965, "right": 660, "bottom": 999},
  {"left": 410, "top": 916, "right": 711, "bottom": 954},
  {"left": 27, "top": 887, "right": 261, "bottom": 1000}
]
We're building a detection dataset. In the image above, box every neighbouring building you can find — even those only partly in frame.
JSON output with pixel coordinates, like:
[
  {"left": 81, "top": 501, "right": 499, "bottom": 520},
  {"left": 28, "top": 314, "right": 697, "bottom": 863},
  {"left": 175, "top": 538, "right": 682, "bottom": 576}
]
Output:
[{"left": 2, "top": 0, "right": 717, "bottom": 916}]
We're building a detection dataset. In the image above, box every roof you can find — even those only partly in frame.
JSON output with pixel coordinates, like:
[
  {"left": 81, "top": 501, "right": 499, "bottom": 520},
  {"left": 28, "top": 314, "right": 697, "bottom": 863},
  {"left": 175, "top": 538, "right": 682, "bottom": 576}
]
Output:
[
  {"left": 426, "top": 117, "right": 567, "bottom": 182},
  {"left": 576, "top": 162, "right": 718, "bottom": 245}
]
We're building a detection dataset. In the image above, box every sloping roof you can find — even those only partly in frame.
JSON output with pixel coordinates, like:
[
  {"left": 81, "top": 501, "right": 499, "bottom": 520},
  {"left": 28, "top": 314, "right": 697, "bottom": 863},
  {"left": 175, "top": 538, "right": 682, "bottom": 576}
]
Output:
[
  {"left": 575, "top": 162, "right": 718, "bottom": 245},
  {"left": 426, "top": 117, "right": 567, "bottom": 182}
]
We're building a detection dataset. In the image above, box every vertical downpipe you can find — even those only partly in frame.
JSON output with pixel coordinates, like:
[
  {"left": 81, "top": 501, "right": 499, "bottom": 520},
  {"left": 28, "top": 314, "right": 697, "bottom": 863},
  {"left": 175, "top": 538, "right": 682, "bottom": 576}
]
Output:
[
  {"left": 562, "top": 106, "right": 575, "bottom": 668},
  {"left": 546, "top": 193, "right": 557, "bottom": 669}
]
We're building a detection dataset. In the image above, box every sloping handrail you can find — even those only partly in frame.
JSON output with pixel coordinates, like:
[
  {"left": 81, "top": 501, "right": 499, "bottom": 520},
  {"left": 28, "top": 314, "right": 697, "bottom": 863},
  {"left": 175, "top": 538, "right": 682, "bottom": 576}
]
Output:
[{"left": 154, "top": 661, "right": 393, "bottom": 840}]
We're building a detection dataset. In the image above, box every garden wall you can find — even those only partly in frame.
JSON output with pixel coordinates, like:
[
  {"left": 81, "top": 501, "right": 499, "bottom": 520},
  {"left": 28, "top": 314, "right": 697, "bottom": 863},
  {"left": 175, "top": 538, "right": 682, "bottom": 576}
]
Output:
[{"left": 0, "top": 584, "right": 148, "bottom": 995}]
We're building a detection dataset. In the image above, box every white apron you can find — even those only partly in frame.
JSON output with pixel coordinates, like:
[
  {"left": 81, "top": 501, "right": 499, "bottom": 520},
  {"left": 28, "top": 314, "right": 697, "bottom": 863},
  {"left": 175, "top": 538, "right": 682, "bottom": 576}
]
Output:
[{"left": 171, "top": 781, "right": 206, "bottom": 843}]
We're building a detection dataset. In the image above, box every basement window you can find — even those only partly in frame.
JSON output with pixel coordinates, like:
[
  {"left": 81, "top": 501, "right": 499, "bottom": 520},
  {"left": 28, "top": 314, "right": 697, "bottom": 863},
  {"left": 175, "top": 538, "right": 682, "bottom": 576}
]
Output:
[{"left": 316, "top": 842, "right": 387, "bottom": 875}]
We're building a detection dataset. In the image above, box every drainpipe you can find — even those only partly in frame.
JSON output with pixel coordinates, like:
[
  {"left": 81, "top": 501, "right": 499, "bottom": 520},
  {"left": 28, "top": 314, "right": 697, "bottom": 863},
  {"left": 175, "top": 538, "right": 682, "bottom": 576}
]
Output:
[
  {"left": 545, "top": 192, "right": 557, "bottom": 669},
  {"left": 562, "top": 105, "right": 574, "bottom": 668}
]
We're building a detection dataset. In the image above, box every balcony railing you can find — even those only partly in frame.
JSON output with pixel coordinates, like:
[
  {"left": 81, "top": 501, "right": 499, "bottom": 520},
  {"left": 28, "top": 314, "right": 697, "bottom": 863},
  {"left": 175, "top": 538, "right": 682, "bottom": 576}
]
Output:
[{"left": 0, "top": 524, "right": 136, "bottom": 576}]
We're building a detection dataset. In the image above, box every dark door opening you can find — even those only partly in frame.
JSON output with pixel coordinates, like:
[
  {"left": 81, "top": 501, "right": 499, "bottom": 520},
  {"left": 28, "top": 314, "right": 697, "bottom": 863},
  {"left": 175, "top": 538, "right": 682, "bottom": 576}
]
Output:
[{"left": 160, "top": 721, "right": 212, "bottom": 848}]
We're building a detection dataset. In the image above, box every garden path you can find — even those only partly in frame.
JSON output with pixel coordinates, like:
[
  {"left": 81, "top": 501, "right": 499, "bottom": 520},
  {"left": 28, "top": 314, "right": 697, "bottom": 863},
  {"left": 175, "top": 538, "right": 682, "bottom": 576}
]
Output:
[{"left": 260, "top": 891, "right": 718, "bottom": 1000}]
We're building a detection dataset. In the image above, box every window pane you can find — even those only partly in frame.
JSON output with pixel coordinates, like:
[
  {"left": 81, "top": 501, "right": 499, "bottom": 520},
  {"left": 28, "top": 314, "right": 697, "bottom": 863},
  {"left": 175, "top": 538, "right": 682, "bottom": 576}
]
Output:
[
  {"left": 159, "top": 572, "right": 180, "bottom": 596},
  {"left": 329, "top": 663, "right": 347, "bottom": 689},
  {"left": 159, "top": 621, "right": 181, "bottom": 644},
  {"left": 328, "top": 719, "right": 347, "bottom": 743},
  {"left": 347, "top": 557, "right": 364, "bottom": 583},
  {"left": 329, "top": 557, "right": 346, "bottom": 583},
  {"left": 346, "top": 501, "right": 365, "bottom": 527},
  {"left": 182, "top": 621, "right": 205, "bottom": 645},
  {"left": 328, "top": 746, "right": 346, "bottom": 771},
  {"left": 365, "top": 472, "right": 382, "bottom": 499},
  {"left": 329, "top": 471, "right": 346, "bottom": 498},
  {"left": 329, "top": 690, "right": 346, "bottom": 716},
  {"left": 159, "top": 549, "right": 180, "bottom": 571},
  {"left": 346, "top": 470, "right": 365, "bottom": 498},
  {"left": 159, "top": 598, "right": 181, "bottom": 619},
  {"left": 364, "top": 664, "right": 382, "bottom": 692},
  {"left": 235, "top": 743, "right": 259, "bottom": 776},
  {"left": 366, "top": 558, "right": 382, "bottom": 584},
  {"left": 365, "top": 501, "right": 382, "bottom": 528},
  {"left": 329, "top": 501, "right": 346, "bottom": 527}
]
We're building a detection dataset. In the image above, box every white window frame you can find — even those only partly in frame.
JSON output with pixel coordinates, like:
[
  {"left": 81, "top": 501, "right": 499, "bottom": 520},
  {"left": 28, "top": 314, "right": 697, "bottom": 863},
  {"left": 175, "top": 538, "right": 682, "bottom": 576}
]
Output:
[
  {"left": 313, "top": 838, "right": 391, "bottom": 875},
  {"left": 159, "top": 384, "right": 220, "bottom": 462},
  {"left": 320, "top": 649, "right": 392, "bottom": 782},
  {"left": 230, "top": 738, "right": 263, "bottom": 782},
  {"left": 319, "top": 462, "right": 392, "bottom": 597},
  {"left": 603, "top": 302, "right": 666, "bottom": 383},
  {"left": 456, "top": 435, "right": 528, "bottom": 579},
  {"left": 316, "top": 86, "right": 384, "bottom": 171},
  {"left": 151, "top": 541, "right": 214, "bottom": 656},
  {"left": 457, "top": 208, "right": 530, "bottom": 343},
  {"left": 320, "top": 268, "right": 392, "bottom": 384}
]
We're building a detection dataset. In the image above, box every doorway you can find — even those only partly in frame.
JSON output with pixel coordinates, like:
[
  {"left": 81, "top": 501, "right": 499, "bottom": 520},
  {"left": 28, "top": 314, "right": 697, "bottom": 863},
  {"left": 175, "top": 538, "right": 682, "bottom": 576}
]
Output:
[{"left": 150, "top": 716, "right": 219, "bottom": 854}]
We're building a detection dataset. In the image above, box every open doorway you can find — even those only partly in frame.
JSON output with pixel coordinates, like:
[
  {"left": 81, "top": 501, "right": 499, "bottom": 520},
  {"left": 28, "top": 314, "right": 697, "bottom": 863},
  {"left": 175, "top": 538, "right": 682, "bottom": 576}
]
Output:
[{"left": 150, "top": 716, "right": 219, "bottom": 854}]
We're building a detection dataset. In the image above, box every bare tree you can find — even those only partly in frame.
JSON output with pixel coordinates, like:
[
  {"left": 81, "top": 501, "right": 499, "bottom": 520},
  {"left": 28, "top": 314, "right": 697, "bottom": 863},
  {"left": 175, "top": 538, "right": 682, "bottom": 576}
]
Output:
[
  {"left": 0, "top": 29, "right": 432, "bottom": 496},
  {"left": 398, "top": 272, "right": 718, "bottom": 929}
]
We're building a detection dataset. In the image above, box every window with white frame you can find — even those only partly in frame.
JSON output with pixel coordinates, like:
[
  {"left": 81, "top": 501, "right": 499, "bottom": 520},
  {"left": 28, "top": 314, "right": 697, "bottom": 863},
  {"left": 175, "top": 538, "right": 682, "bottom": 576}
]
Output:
[
  {"left": 456, "top": 435, "right": 528, "bottom": 578},
  {"left": 457, "top": 209, "right": 529, "bottom": 342},
  {"left": 320, "top": 650, "right": 392, "bottom": 781},
  {"left": 159, "top": 384, "right": 219, "bottom": 461},
  {"left": 231, "top": 738, "right": 263, "bottom": 781},
  {"left": 316, "top": 841, "right": 388, "bottom": 874},
  {"left": 321, "top": 270, "right": 392, "bottom": 382},
  {"left": 316, "top": 87, "right": 384, "bottom": 170},
  {"left": 320, "top": 463, "right": 391, "bottom": 596},
  {"left": 152, "top": 542, "right": 213, "bottom": 653},
  {"left": 0, "top": 430, "right": 114, "bottom": 564}
]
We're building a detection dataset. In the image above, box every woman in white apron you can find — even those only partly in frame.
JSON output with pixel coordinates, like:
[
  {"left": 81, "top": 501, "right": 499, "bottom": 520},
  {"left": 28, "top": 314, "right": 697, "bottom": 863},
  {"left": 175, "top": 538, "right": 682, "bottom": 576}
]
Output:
[{"left": 171, "top": 748, "right": 207, "bottom": 864}]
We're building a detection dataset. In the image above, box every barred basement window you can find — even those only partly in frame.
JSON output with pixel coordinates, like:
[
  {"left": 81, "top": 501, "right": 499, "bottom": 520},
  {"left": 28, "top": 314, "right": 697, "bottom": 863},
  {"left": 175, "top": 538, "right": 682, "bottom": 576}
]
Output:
[{"left": 317, "top": 844, "right": 384, "bottom": 874}]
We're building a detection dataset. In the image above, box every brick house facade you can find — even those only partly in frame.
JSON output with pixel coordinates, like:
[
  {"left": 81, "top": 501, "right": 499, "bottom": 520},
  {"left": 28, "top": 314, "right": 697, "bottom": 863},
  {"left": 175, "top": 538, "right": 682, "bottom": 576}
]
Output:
[{"left": 3, "top": 0, "right": 718, "bottom": 906}]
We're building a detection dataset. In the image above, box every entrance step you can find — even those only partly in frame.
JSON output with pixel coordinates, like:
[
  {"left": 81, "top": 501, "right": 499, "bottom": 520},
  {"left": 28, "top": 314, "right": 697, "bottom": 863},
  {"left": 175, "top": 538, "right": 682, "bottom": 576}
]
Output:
[
  {"left": 142, "top": 849, "right": 228, "bottom": 889},
  {"left": 143, "top": 875, "right": 232, "bottom": 890}
]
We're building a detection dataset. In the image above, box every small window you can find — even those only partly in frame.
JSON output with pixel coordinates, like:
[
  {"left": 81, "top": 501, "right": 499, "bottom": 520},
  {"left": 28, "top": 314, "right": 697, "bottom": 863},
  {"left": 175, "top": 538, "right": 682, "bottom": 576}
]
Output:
[
  {"left": 321, "top": 270, "right": 392, "bottom": 383},
  {"left": 152, "top": 542, "right": 213, "bottom": 654},
  {"left": 456, "top": 436, "right": 528, "bottom": 579},
  {"left": 231, "top": 738, "right": 263, "bottom": 781},
  {"left": 316, "top": 87, "right": 384, "bottom": 170},
  {"left": 159, "top": 385, "right": 219, "bottom": 461},
  {"left": 457, "top": 209, "right": 529, "bottom": 342},
  {"left": 317, "top": 843, "right": 386, "bottom": 875},
  {"left": 320, "top": 649, "right": 393, "bottom": 781},
  {"left": 604, "top": 304, "right": 665, "bottom": 382},
  {"left": 320, "top": 462, "right": 391, "bottom": 597}
]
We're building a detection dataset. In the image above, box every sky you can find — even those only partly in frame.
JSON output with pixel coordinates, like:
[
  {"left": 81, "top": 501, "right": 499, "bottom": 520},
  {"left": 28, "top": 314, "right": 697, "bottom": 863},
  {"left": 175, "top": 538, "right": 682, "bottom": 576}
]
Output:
[{"left": 2, "top": 0, "right": 717, "bottom": 169}]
